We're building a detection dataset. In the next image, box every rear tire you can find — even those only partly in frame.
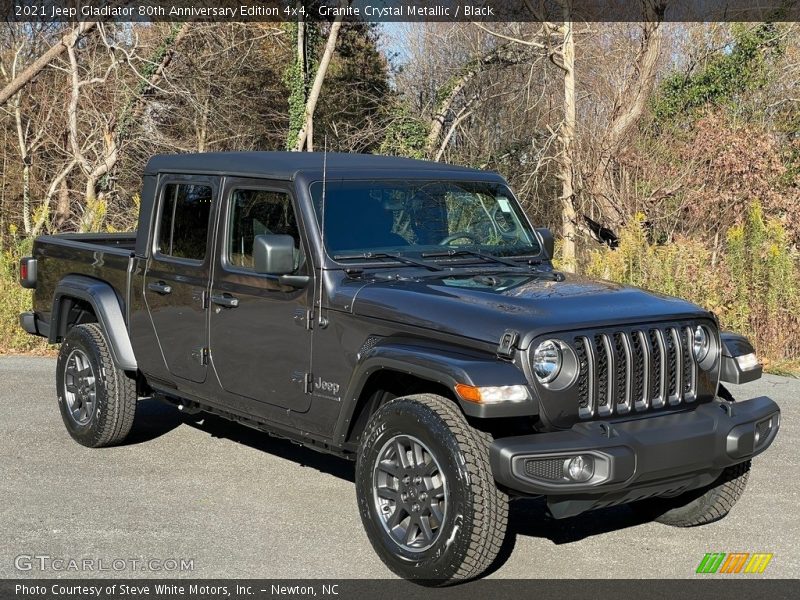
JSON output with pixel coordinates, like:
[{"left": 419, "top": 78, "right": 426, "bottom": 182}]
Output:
[
  {"left": 631, "top": 460, "right": 751, "bottom": 527},
  {"left": 56, "top": 323, "right": 137, "bottom": 448},
  {"left": 355, "top": 393, "right": 508, "bottom": 584}
]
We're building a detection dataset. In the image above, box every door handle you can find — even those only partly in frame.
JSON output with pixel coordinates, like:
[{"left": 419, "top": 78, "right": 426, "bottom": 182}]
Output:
[
  {"left": 148, "top": 281, "right": 172, "bottom": 295},
  {"left": 211, "top": 294, "right": 239, "bottom": 308}
]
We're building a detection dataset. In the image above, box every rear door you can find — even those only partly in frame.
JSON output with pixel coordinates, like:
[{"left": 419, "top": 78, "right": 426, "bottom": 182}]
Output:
[
  {"left": 208, "top": 178, "right": 313, "bottom": 412},
  {"left": 144, "top": 175, "right": 217, "bottom": 384}
]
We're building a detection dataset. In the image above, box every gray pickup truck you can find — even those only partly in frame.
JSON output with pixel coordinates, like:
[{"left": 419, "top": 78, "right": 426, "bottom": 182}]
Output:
[{"left": 19, "top": 152, "right": 779, "bottom": 583}]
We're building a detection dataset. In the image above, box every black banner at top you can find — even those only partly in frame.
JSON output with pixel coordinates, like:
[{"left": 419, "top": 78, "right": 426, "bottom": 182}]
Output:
[{"left": 1, "top": 0, "right": 799, "bottom": 23}]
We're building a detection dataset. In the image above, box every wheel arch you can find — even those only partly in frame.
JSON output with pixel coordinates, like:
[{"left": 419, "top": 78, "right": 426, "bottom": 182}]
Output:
[
  {"left": 50, "top": 275, "right": 137, "bottom": 371},
  {"left": 333, "top": 341, "right": 533, "bottom": 449}
]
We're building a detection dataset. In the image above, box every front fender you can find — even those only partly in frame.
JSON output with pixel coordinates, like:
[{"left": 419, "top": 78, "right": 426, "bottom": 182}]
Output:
[
  {"left": 332, "top": 341, "right": 535, "bottom": 446},
  {"left": 719, "top": 331, "right": 762, "bottom": 385}
]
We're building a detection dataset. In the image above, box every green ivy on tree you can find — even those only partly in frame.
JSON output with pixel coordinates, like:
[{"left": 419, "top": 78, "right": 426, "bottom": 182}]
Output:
[{"left": 652, "top": 22, "right": 783, "bottom": 124}]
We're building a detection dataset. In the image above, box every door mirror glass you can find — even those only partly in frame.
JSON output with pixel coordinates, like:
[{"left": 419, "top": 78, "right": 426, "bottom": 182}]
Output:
[{"left": 253, "top": 234, "right": 296, "bottom": 275}]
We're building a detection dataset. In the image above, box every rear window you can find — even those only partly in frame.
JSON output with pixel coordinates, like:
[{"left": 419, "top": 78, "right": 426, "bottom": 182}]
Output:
[{"left": 157, "top": 183, "right": 213, "bottom": 261}]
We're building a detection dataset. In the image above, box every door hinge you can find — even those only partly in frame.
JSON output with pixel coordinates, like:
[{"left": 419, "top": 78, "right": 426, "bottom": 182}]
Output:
[
  {"left": 304, "top": 372, "right": 314, "bottom": 394},
  {"left": 197, "top": 346, "right": 208, "bottom": 365},
  {"left": 193, "top": 289, "right": 208, "bottom": 309}
]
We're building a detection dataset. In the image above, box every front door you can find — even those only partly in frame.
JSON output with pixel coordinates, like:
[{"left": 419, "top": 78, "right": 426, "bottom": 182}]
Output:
[
  {"left": 209, "top": 178, "right": 313, "bottom": 412},
  {"left": 144, "top": 176, "right": 217, "bottom": 384}
]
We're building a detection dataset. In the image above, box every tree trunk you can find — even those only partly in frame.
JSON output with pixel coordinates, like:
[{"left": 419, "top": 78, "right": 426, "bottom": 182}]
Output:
[
  {"left": 588, "top": 0, "right": 666, "bottom": 233},
  {"left": 294, "top": 18, "right": 343, "bottom": 152},
  {"left": 426, "top": 72, "right": 476, "bottom": 159},
  {"left": 12, "top": 92, "right": 32, "bottom": 234},
  {"left": 0, "top": 22, "right": 97, "bottom": 106},
  {"left": 559, "top": 6, "right": 577, "bottom": 271},
  {"left": 32, "top": 160, "right": 76, "bottom": 236},
  {"left": 54, "top": 177, "right": 70, "bottom": 231}
]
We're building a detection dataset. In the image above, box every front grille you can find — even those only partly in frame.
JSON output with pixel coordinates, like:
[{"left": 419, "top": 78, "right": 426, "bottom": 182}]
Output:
[
  {"left": 524, "top": 458, "right": 565, "bottom": 481},
  {"left": 575, "top": 325, "right": 698, "bottom": 419}
]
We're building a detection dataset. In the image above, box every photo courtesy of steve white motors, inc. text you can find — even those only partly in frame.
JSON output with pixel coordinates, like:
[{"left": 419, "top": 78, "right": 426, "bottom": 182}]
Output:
[{"left": 14, "top": 583, "right": 339, "bottom": 597}]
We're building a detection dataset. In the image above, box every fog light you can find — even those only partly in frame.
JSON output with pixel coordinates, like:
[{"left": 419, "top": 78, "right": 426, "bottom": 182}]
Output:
[{"left": 565, "top": 455, "right": 594, "bottom": 482}]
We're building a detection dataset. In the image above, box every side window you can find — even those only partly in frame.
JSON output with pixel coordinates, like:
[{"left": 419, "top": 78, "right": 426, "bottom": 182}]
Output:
[
  {"left": 227, "top": 189, "right": 305, "bottom": 273},
  {"left": 157, "top": 183, "right": 213, "bottom": 261}
]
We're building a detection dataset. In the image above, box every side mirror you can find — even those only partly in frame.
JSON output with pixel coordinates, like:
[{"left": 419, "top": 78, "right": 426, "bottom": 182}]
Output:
[
  {"left": 253, "top": 234, "right": 296, "bottom": 275},
  {"left": 535, "top": 227, "right": 555, "bottom": 260},
  {"left": 253, "top": 234, "right": 310, "bottom": 288}
]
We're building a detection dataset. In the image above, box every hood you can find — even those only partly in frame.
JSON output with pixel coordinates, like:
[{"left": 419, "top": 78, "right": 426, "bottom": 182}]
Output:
[{"left": 348, "top": 271, "right": 711, "bottom": 348}]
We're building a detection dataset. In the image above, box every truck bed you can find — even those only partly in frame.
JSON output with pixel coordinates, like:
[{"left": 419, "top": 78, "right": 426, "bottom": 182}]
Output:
[
  {"left": 30, "top": 232, "right": 138, "bottom": 335},
  {"left": 44, "top": 231, "right": 138, "bottom": 251}
]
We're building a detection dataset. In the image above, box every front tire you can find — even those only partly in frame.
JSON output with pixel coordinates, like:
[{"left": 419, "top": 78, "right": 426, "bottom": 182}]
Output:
[
  {"left": 355, "top": 394, "right": 508, "bottom": 584},
  {"left": 56, "top": 323, "right": 137, "bottom": 448}
]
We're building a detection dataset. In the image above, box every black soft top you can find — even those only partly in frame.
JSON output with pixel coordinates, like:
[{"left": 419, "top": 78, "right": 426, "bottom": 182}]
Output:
[{"left": 143, "top": 151, "right": 487, "bottom": 180}]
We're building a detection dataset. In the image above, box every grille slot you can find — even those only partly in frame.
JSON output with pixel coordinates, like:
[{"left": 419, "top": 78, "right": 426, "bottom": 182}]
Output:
[
  {"left": 682, "top": 327, "right": 696, "bottom": 401},
  {"left": 575, "top": 337, "right": 591, "bottom": 417},
  {"left": 575, "top": 325, "right": 699, "bottom": 419}
]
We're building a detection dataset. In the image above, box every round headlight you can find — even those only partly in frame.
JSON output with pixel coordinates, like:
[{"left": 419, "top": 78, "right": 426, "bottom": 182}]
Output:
[
  {"left": 693, "top": 326, "right": 710, "bottom": 361},
  {"left": 533, "top": 339, "right": 562, "bottom": 383}
]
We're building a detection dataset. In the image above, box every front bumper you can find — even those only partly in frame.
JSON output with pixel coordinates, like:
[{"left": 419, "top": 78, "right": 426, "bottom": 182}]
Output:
[{"left": 490, "top": 396, "right": 780, "bottom": 518}]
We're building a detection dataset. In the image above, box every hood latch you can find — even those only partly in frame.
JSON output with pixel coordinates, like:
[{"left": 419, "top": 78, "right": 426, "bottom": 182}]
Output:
[{"left": 496, "top": 329, "right": 520, "bottom": 360}]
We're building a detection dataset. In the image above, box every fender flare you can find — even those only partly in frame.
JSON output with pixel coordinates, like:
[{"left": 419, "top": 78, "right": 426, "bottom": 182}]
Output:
[
  {"left": 50, "top": 274, "right": 137, "bottom": 371},
  {"left": 332, "top": 341, "right": 534, "bottom": 446},
  {"left": 719, "top": 331, "right": 762, "bottom": 385}
]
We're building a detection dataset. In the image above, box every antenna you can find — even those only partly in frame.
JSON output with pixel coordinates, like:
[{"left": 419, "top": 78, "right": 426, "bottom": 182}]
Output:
[{"left": 318, "top": 137, "right": 328, "bottom": 327}]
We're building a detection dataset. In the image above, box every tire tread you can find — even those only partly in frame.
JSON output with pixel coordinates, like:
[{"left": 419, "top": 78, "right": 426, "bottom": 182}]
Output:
[
  {"left": 61, "top": 323, "right": 136, "bottom": 447},
  {"left": 361, "top": 393, "right": 508, "bottom": 582}
]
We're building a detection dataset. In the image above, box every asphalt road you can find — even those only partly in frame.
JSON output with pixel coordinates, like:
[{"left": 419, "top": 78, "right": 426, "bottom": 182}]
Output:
[{"left": 1, "top": 356, "right": 797, "bottom": 580}]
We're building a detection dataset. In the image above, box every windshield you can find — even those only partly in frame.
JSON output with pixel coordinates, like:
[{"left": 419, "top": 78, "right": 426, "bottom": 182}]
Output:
[{"left": 310, "top": 180, "right": 540, "bottom": 259}]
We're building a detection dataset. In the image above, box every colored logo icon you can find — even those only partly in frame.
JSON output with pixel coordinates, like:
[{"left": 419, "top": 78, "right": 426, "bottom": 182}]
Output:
[{"left": 697, "top": 553, "right": 773, "bottom": 574}]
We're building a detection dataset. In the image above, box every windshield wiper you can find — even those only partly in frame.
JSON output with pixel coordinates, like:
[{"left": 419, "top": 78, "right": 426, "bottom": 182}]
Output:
[
  {"left": 421, "top": 249, "right": 526, "bottom": 269},
  {"left": 333, "top": 252, "right": 443, "bottom": 271}
]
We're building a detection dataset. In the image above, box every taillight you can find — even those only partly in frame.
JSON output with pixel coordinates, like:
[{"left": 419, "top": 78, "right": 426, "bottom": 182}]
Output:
[{"left": 19, "top": 257, "right": 36, "bottom": 289}]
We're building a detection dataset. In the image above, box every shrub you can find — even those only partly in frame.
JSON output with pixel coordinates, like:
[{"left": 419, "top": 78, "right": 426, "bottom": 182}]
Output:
[
  {"left": 581, "top": 202, "right": 800, "bottom": 370},
  {"left": 0, "top": 230, "right": 51, "bottom": 354}
]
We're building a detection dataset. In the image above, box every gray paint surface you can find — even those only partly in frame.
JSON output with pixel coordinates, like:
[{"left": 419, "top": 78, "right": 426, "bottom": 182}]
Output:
[{"left": 1, "top": 356, "right": 796, "bottom": 579}]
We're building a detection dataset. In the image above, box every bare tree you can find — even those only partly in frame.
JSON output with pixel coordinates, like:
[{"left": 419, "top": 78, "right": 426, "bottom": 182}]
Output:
[
  {"left": 294, "top": 18, "right": 344, "bottom": 151},
  {"left": 0, "top": 22, "right": 97, "bottom": 106},
  {"left": 424, "top": 38, "right": 540, "bottom": 159}
]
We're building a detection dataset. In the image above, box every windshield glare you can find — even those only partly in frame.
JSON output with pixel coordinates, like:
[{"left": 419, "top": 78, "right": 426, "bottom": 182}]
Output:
[{"left": 310, "top": 180, "right": 540, "bottom": 259}]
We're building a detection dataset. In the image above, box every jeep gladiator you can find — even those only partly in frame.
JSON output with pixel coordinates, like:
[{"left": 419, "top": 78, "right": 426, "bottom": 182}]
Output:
[{"left": 19, "top": 152, "right": 780, "bottom": 582}]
